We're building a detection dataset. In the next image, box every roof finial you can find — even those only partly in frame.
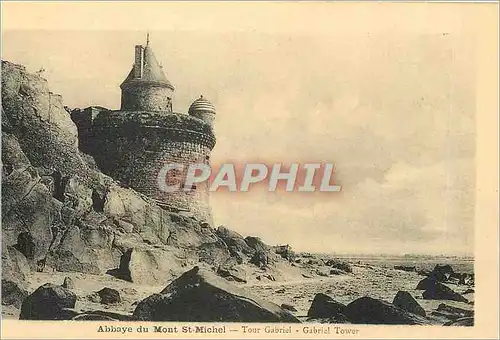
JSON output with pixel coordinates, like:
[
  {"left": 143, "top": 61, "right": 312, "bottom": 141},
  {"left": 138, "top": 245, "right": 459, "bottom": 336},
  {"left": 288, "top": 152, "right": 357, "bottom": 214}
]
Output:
[{"left": 146, "top": 32, "right": 150, "bottom": 46}]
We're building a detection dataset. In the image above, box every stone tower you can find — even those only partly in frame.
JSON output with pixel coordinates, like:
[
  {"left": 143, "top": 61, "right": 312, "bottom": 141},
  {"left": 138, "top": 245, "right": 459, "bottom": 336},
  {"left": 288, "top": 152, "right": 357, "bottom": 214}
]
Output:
[
  {"left": 82, "top": 38, "right": 217, "bottom": 223},
  {"left": 120, "top": 39, "right": 174, "bottom": 112}
]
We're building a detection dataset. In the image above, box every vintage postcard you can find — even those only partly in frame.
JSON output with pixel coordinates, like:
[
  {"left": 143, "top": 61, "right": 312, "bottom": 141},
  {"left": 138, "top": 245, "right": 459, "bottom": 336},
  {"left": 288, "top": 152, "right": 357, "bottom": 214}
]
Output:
[{"left": 1, "top": 1, "right": 498, "bottom": 339}]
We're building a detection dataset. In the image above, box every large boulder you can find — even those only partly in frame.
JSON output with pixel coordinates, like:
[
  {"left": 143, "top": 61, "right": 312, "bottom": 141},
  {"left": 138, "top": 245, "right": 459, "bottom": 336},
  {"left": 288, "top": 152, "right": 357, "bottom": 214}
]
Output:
[
  {"left": 133, "top": 266, "right": 300, "bottom": 322},
  {"left": 392, "top": 291, "right": 426, "bottom": 317},
  {"left": 416, "top": 277, "right": 437, "bottom": 290},
  {"left": 116, "top": 248, "right": 185, "bottom": 285},
  {"left": 19, "top": 283, "right": 76, "bottom": 320},
  {"left": 429, "top": 264, "right": 454, "bottom": 282},
  {"left": 422, "top": 282, "right": 468, "bottom": 302},
  {"left": 96, "top": 288, "right": 121, "bottom": 305},
  {"left": 307, "top": 293, "right": 346, "bottom": 320},
  {"left": 344, "top": 297, "right": 429, "bottom": 325},
  {"left": 2, "top": 279, "right": 28, "bottom": 308}
]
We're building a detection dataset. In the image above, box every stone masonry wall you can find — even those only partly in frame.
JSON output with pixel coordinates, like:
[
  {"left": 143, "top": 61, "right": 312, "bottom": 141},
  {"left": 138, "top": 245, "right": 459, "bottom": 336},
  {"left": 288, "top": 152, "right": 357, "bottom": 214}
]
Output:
[
  {"left": 121, "top": 84, "right": 173, "bottom": 112},
  {"left": 90, "top": 119, "right": 214, "bottom": 224},
  {"left": 133, "top": 140, "right": 212, "bottom": 223}
]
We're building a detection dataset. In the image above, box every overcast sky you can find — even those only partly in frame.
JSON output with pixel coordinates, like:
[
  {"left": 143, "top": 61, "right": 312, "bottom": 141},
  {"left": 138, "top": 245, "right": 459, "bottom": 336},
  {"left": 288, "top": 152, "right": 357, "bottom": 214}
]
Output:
[{"left": 1, "top": 3, "right": 477, "bottom": 255}]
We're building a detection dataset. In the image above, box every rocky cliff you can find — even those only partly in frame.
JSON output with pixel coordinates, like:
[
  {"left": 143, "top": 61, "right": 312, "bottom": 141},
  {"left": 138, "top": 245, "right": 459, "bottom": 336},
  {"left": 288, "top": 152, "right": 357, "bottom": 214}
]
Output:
[{"left": 1, "top": 60, "right": 285, "bottom": 287}]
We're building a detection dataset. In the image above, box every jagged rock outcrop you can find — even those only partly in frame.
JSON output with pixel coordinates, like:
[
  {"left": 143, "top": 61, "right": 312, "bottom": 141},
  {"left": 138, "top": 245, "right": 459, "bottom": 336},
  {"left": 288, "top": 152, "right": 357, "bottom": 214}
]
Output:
[
  {"left": 307, "top": 293, "right": 347, "bottom": 320},
  {"left": 1, "top": 60, "right": 294, "bottom": 287},
  {"left": 344, "top": 297, "right": 430, "bottom": 325},
  {"left": 216, "top": 226, "right": 255, "bottom": 259},
  {"left": 416, "top": 277, "right": 437, "bottom": 290},
  {"left": 0, "top": 60, "right": 234, "bottom": 283},
  {"left": 422, "top": 282, "right": 468, "bottom": 302},
  {"left": 133, "top": 266, "right": 300, "bottom": 322},
  {"left": 19, "top": 283, "right": 76, "bottom": 320},
  {"left": 392, "top": 291, "right": 426, "bottom": 317}
]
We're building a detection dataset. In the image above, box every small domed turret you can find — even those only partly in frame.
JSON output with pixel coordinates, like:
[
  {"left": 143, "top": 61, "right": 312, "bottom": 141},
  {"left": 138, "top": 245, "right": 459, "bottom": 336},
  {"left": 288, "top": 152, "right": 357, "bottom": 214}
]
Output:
[{"left": 188, "top": 95, "right": 216, "bottom": 127}]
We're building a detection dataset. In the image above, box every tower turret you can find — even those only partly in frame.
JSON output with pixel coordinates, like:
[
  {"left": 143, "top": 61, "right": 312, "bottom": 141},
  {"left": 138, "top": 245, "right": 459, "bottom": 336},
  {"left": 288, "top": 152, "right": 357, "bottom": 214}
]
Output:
[
  {"left": 188, "top": 95, "right": 216, "bottom": 127},
  {"left": 88, "top": 36, "right": 217, "bottom": 224},
  {"left": 120, "top": 39, "right": 174, "bottom": 112}
]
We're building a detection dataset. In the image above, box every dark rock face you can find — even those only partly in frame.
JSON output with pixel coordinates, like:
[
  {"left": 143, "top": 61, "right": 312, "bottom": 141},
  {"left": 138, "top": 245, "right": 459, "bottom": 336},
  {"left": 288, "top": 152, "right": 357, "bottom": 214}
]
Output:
[
  {"left": 429, "top": 264, "right": 454, "bottom": 282},
  {"left": 416, "top": 277, "right": 437, "bottom": 290},
  {"left": 19, "top": 283, "right": 76, "bottom": 320},
  {"left": 133, "top": 266, "right": 300, "bottom": 322},
  {"left": 2, "top": 279, "right": 28, "bottom": 308},
  {"left": 307, "top": 293, "right": 346, "bottom": 319},
  {"left": 97, "top": 288, "right": 121, "bottom": 305},
  {"left": 392, "top": 291, "right": 426, "bottom": 317},
  {"left": 422, "top": 282, "right": 468, "bottom": 302},
  {"left": 443, "top": 317, "right": 474, "bottom": 326},
  {"left": 344, "top": 297, "right": 429, "bottom": 325}
]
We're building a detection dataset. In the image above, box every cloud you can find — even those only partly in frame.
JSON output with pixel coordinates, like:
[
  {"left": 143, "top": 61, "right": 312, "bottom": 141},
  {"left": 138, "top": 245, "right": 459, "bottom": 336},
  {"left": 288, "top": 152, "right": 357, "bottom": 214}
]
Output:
[
  {"left": 2, "top": 30, "right": 476, "bottom": 255},
  {"left": 212, "top": 158, "right": 475, "bottom": 255}
]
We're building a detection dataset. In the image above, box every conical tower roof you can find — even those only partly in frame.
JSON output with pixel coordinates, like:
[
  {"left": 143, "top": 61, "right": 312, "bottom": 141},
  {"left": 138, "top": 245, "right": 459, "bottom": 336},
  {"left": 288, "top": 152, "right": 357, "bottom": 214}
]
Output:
[{"left": 121, "top": 43, "right": 174, "bottom": 91}]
